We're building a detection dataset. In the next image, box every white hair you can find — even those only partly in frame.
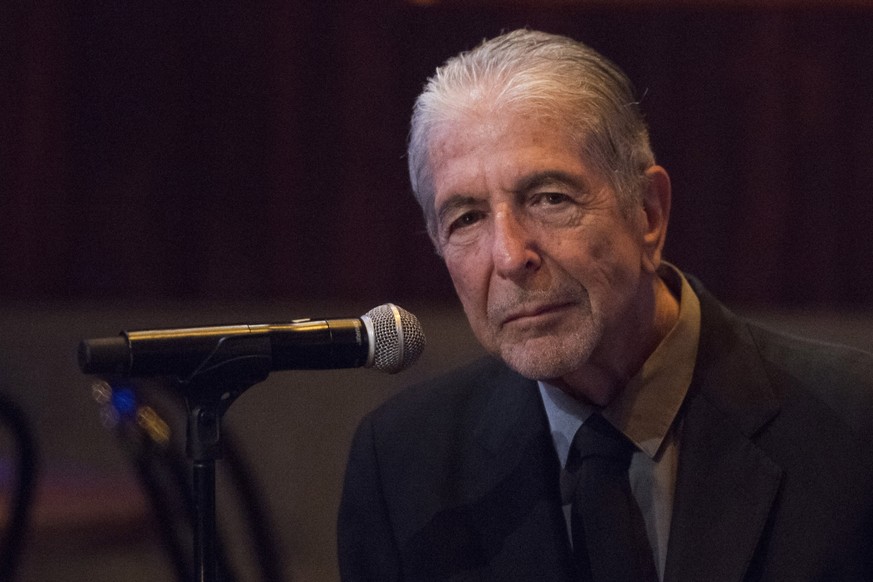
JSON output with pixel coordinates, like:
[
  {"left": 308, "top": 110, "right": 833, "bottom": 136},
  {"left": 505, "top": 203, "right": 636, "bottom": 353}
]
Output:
[{"left": 408, "top": 29, "right": 656, "bottom": 243}]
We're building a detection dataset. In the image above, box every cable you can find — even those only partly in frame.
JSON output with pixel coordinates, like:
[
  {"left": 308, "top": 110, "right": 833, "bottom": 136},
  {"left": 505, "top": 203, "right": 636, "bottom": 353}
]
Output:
[
  {"left": 0, "top": 391, "right": 39, "bottom": 582},
  {"left": 92, "top": 380, "right": 287, "bottom": 582}
]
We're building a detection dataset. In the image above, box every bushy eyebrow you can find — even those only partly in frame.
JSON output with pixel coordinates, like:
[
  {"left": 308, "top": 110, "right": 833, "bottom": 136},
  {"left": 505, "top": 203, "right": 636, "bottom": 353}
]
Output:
[
  {"left": 511, "top": 170, "right": 590, "bottom": 196},
  {"left": 435, "top": 170, "right": 592, "bottom": 228}
]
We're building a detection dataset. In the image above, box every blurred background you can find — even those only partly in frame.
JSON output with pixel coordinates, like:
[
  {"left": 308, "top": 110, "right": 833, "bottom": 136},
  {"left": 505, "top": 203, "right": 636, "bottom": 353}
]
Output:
[{"left": 2, "top": 1, "right": 873, "bottom": 580}]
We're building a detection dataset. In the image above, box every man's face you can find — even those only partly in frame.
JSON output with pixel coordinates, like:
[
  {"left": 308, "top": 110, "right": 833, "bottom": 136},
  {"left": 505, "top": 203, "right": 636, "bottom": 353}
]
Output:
[{"left": 429, "top": 108, "right": 660, "bottom": 388}]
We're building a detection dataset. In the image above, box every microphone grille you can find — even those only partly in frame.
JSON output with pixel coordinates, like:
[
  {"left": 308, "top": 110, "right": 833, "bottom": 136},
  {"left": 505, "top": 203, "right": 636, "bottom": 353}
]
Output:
[{"left": 364, "top": 304, "right": 425, "bottom": 373}]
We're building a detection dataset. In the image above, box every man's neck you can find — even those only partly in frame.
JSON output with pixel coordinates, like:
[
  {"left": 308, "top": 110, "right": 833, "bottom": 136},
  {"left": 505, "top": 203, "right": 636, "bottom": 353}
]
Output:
[{"left": 554, "top": 275, "right": 680, "bottom": 407}]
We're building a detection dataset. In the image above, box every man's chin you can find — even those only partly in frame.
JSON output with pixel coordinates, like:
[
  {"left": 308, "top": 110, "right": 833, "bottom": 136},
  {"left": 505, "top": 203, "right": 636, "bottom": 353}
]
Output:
[{"left": 496, "top": 337, "right": 588, "bottom": 381}]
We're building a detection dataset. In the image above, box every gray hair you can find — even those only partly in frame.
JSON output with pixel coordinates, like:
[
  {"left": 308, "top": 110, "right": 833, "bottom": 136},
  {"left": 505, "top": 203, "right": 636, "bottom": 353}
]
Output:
[{"left": 408, "top": 29, "right": 656, "bottom": 244}]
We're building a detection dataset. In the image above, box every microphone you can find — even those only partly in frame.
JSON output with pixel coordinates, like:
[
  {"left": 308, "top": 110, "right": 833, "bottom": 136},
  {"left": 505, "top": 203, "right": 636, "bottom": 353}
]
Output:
[{"left": 78, "top": 303, "right": 425, "bottom": 378}]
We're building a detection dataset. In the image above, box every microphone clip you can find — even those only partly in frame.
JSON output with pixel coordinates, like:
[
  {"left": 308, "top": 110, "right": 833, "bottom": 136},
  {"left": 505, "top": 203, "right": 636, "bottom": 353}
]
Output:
[{"left": 172, "top": 334, "right": 272, "bottom": 461}]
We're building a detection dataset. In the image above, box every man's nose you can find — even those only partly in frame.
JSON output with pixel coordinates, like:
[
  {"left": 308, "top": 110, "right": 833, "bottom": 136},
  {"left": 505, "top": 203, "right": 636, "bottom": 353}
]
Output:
[{"left": 492, "top": 207, "right": 542, "bottom": 278}]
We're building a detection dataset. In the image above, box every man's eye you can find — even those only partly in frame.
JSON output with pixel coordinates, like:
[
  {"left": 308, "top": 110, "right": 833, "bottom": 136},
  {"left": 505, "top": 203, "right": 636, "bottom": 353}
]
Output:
[
  {"left": 537, "top": 192, "right": 570, "bottom": 205},
  {"left": 449, "top": 211, "right": 483, "bottom": 232}
]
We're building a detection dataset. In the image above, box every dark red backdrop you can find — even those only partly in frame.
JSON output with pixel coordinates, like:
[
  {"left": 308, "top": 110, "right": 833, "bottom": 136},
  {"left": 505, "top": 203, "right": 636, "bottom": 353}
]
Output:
[{"left": 4, "top": 1, "right": 872, "bottom": 307}]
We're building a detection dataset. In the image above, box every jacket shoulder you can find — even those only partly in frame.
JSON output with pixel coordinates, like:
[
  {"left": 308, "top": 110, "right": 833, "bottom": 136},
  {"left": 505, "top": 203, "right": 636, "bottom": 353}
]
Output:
[
  {"left": 691, "top": 274, "right": 873, "bottom": 436},
  {"left": 746, "top": 321, "right": 873, "bottom": 434},
  {"left": 363, "top": 356, "right": 522, "bottom": 439}
]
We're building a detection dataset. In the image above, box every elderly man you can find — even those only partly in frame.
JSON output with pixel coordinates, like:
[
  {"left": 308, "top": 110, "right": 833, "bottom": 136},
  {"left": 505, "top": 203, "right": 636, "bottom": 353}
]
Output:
[{"left": 337, "top": 29, "right": 873, "bottom": 581}]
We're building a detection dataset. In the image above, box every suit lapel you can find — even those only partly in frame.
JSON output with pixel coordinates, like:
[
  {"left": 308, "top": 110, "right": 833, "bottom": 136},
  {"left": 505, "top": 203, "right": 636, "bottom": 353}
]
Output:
[
  {"left": 664, "top": 393, "right": 782, "bottom": 581},
  {"left": 398, "top": 359, "right": 574, "bottom": 580},
  {"left": 462, "top": 361, "right": 576, "bottom": 580},
  {"left": 665, "top": 288, "right": 784, "bottom": 582}
]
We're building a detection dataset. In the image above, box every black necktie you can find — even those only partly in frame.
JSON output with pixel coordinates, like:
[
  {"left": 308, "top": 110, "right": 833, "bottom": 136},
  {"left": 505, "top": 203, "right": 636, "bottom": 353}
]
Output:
[{"left": 567, "top": 414, "right": 658, "bottom": 582}]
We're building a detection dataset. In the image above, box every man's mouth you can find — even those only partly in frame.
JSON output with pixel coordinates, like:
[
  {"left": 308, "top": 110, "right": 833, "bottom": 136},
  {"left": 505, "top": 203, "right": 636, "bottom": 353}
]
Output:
[{"left": 499, "top": 300, "right": 577, "bottom": 327}]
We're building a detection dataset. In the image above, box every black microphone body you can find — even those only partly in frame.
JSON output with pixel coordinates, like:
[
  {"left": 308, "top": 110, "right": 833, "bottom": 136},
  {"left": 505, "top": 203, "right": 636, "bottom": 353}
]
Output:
[{"left": 78, "top": 304, "right": 424, "bottom": 378}]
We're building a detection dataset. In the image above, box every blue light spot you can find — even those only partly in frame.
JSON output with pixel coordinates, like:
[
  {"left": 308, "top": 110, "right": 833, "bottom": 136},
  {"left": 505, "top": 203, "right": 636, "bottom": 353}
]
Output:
[{"left": 112, "top": 388, "right": 137, "bottom": 416}]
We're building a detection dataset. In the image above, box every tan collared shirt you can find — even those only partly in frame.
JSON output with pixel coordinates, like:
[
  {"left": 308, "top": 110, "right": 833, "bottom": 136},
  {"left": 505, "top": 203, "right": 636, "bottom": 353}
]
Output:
[{"left": 538, "top": 264, "right": 701, "bottom": 580}]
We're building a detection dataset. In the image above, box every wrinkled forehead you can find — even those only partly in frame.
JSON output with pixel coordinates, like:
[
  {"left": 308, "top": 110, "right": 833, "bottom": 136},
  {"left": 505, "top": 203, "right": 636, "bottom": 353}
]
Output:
[
  {"left": 426, "top": 104, "right": 595, "bottom": 188},
  {"left": 427, "top": 98, "right": 585, "bottom": 161}
]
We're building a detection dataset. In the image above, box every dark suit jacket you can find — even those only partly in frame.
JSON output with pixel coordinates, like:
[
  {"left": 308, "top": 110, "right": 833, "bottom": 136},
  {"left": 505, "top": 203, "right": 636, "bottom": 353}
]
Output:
[{"left": 338, "top": 282, "right": 873, "bottom": 581}]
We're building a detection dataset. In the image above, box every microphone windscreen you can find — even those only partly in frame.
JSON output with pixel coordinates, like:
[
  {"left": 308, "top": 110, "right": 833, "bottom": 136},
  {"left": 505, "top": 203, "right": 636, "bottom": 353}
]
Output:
[{"left": 364, "top": 304, "right": 425, "bottom": 374}]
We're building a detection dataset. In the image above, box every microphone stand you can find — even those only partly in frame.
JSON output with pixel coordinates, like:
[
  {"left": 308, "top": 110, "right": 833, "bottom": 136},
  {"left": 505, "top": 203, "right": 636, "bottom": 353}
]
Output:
[{"left": 177, "top": 337, "right": 272, "bottom": 582}]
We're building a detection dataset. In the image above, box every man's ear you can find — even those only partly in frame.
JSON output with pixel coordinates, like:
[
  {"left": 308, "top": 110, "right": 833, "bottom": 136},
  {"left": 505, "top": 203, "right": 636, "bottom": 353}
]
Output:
[{"left": 639, "top": 165, "right": 671, "bottom": 273}]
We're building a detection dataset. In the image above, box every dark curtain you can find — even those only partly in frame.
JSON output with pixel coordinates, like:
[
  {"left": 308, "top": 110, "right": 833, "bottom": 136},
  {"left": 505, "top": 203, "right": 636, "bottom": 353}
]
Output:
[{"left": 3, "top": 1, "right": 872, "bottom": 307}]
